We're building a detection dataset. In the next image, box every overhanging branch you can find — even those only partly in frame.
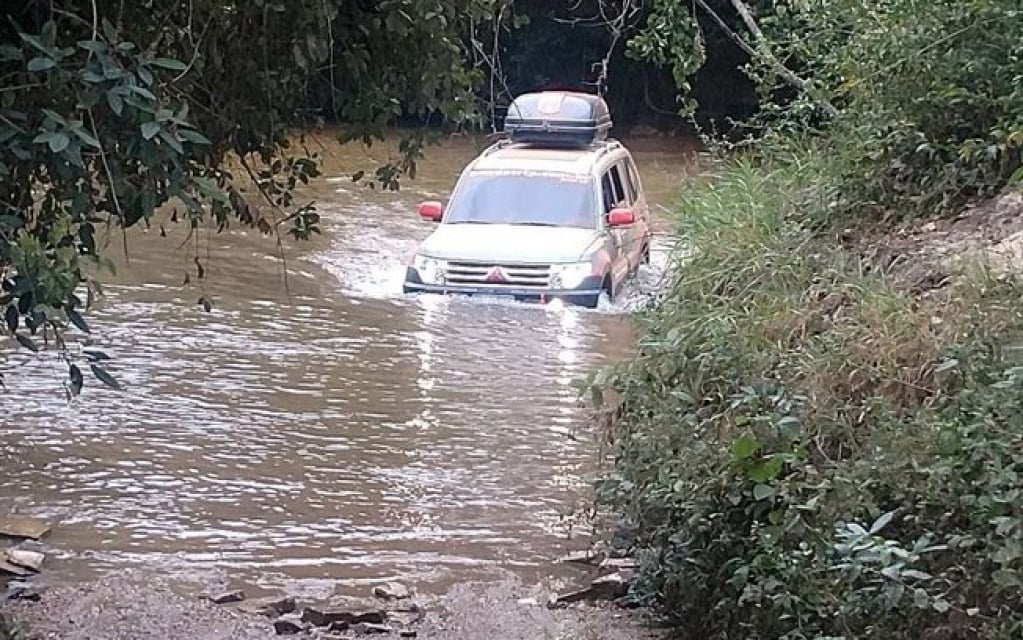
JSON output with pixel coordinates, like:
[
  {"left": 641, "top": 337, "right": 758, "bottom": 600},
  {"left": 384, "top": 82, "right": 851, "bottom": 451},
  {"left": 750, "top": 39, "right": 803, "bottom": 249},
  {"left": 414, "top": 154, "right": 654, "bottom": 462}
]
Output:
[{"left": 694, "top": 0, "right": 838, "bottom": 118}]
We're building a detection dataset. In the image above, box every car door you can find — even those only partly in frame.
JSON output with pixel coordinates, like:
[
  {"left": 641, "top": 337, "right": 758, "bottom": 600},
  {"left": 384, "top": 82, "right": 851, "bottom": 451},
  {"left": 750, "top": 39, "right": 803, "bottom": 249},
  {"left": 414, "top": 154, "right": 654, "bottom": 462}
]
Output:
[
  {"left": 622, "top": 155, "right": 649, "bottom": 265},
  {"left": 600, "top": 163, "right": 631, "bottom": 286}
]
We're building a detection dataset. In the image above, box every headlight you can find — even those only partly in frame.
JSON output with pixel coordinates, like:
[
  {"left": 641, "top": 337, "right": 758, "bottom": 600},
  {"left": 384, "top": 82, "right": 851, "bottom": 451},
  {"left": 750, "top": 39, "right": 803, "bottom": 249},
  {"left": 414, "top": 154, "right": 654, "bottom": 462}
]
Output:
[
  {"left": 412, "top": 254, "right": 447, "bottom": 285},
  {"left": 549, "top": 262, "right": 594, "bottom": 289}
]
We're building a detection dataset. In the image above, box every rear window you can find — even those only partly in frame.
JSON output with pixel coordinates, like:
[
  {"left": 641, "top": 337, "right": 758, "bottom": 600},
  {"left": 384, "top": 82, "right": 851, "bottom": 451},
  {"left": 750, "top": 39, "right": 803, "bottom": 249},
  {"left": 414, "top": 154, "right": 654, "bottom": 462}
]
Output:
[{"left": 444, "top": 171, "right": 597, "bottom": 229}]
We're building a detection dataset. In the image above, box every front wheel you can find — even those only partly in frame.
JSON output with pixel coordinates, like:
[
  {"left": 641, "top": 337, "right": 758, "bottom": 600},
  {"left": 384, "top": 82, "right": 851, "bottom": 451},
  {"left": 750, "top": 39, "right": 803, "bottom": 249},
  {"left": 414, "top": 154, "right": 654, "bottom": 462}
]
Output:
[{"left": 577, "top": 275, "right": 612, "bottom": 309}]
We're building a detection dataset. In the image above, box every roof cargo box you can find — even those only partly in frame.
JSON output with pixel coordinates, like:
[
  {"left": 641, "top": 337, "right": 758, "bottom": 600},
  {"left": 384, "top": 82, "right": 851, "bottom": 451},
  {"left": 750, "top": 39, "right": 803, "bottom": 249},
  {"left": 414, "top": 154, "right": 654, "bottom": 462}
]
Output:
[{"left": 504, "top": 91, "right": 612, "bottom": 147}]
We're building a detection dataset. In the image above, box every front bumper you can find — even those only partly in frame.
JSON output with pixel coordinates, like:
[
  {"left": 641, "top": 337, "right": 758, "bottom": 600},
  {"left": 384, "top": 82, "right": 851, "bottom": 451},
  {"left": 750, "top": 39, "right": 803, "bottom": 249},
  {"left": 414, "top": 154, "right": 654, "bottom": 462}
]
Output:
[{"left": 403, "top": 267, "right": 603, "bottom": 305}]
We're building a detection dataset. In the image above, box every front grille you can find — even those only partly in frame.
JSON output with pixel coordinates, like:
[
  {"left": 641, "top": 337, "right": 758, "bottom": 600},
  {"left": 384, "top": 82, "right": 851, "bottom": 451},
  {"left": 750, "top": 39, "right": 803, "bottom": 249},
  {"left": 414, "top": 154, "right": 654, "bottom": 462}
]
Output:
[{"left": 444, "top": 261, "right": 551, "bottom": 288}]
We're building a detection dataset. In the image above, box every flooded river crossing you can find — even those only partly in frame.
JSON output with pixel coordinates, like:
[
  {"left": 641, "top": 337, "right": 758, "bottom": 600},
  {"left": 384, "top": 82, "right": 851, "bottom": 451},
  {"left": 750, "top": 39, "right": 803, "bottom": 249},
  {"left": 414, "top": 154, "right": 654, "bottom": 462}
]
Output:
[{"left": 0, "top": 133, "right": 694, "bottom": 603}]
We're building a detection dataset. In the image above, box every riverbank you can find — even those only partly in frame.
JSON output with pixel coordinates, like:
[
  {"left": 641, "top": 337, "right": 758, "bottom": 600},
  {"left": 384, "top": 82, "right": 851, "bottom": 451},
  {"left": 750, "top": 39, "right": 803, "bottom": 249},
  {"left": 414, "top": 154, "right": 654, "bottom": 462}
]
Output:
[
  {"left": 591, "top": 138, "right": 1023, "bottom": 637},
  {"left": 3, "top": 571, "right": 660, "bottom": 640}
]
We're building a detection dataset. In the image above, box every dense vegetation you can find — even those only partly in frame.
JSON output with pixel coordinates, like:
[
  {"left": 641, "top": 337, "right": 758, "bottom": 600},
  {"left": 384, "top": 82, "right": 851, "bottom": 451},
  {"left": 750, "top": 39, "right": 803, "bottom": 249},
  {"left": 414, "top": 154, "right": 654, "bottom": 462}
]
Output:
[
  {"left": 0, "top": 0, "right": 498, "bottom": 391},
  {"left": 595, "top": 1, "right": 1023, "bottom": 638},
  {"left": 0, "top": 0, "right": 763, "bottom": 393}
]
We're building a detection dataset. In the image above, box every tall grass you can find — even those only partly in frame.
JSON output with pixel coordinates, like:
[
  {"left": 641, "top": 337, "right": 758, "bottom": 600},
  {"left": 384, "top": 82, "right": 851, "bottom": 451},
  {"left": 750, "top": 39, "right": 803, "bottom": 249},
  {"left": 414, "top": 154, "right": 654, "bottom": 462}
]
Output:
[{"left": 595, "top": 145, "right": 1023, "bottom": 639}]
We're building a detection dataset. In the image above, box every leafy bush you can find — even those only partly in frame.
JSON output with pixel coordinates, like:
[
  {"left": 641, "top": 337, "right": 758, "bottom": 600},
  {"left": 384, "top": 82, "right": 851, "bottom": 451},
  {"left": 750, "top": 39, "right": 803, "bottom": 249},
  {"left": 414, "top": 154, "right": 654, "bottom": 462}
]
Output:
[
  {"left": 594, "top": 150, "right": 1023, "bottom": 639},
  {"left": 632, "top": 0, "right": 1023, "bottom": 221},
  {"left": 757, "top": 0, "right": 1023, "bottom": 220},
  {"left": 1, "top": 1, "right": 496, "bottom": 390}
]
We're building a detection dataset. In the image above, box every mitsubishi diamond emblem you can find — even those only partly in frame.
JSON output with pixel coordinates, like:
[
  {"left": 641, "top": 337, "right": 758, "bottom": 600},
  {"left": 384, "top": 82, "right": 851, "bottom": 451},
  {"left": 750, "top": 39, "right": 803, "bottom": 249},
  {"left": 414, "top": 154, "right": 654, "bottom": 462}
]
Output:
[{"left": 485, "top": 266, "right": 508, "bottom": 283}]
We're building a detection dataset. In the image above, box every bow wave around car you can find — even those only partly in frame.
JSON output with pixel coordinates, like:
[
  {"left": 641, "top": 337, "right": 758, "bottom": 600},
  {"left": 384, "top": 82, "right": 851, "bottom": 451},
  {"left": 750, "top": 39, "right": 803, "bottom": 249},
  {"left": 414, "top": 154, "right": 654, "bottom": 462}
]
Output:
[{"left": 403, "top": 91, "right": 652, "bottom": 309}]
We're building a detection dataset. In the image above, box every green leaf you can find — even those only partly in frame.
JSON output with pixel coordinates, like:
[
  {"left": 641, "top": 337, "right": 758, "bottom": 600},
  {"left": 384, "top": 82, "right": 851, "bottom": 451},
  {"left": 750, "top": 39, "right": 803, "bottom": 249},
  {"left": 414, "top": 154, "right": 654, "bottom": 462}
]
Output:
[
  {"left": 106, "top": 91, "right": 124, "bottom": 115},
  {"left": 72, "top": 127, "right": 101, "bottom": 149},
  {"left": 81, "top": 69, "right": 106, "bottom": 84},
  {"left": 82, "top": 348, "right": 110, "bottom": 362},
  {"left": 68, "top": 363, "right": 83, "bottom": 397},
  {"left": 27, "top": 57, "right": 56, "bottom": 72},
  {"left": 41, "top": 109, "right": 67, "bottom": 126},
  {"left": 66, "top": 307, "right": 90, "bottom": 333},
  {"left": 150, "top": 57, "right": 188, "bottom": 71},
  {"left": 19, "top": 32, "right": 54, "bottom": 58},
  {"left": 731, "top": 435, "right": 759, "bottom": 460},
  {"left": 870, "top": 510, "right": 896, "bottom": 534},
  {"left": 48, "top": 131, "right": 70, "bottom": 153},
  {"left": 78, "top": 40, "right": 108, "bottom": 54},
  {"left": 4, "top": 304, "right": 17, "bottom": 333},
  {"left": 141, "top": 121, "right": 161, "bottom": 140},
  {"left": 158, "top": 129, "right": 183, "bottom": 154},
  {"left": 748, "top": 456, "right": 785, "bottom": 483},
  {"left": 179, "top": 129, "right": 211, "bottom": 145},
  {"left": 129, "top": 84, "right": 157, "bottom": 101},
  {"left": 753, "top": 484, "right": 775, "bottom": 501},
  {"left": 192, "top": 176, "right": 229, "bottom": 203},
  {"left": 90, "top": 363, "right": 122, "bottom": 390},
  {"left": 15, "top": 333, "right": 39, "bottom": 352}
]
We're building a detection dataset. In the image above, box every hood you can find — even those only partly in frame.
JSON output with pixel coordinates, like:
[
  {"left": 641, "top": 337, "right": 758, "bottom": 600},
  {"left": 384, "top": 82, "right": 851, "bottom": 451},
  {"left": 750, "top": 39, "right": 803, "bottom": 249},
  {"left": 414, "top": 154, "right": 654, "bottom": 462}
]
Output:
[{"left": 417, "top": 223, "right": 601, "bottom": 263}]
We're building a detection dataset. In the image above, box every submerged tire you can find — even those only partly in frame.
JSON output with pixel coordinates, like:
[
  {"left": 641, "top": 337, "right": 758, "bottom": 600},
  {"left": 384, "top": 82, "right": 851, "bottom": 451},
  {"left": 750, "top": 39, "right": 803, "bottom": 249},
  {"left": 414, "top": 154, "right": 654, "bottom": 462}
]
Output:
[{"left": 578, "top": 276, "right": 612, "bottom": 309}]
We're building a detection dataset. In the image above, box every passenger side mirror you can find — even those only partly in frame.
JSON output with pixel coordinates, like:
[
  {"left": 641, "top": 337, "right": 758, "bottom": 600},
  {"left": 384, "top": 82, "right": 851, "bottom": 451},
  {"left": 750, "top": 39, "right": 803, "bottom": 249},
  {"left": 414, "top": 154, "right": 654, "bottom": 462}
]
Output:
[
  {"left": 607, "top": 207, "right": 635, "bottom": 227},
  {"left": 418, "top": 201, "right": 443, "bottom": 222}
]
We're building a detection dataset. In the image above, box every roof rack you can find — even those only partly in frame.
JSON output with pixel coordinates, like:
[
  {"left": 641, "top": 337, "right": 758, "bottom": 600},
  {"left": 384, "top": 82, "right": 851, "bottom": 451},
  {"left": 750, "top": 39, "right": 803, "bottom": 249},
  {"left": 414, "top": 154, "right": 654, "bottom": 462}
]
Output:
[{"left": 480, "top": 137, "right": 621, "bottom": 158}]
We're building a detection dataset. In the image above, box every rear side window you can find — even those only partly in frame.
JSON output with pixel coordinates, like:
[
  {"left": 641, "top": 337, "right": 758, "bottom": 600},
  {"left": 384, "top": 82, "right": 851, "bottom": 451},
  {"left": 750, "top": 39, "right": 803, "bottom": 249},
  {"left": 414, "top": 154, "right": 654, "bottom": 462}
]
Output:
[
  {"left": 601, "top": 165, "right": 628, "bottom": 213},
  {"left": 622, "top": 159, "right": 639, "bottom": 202},
  {"left": 609, "top": 165, "right": 627, "bottom": 205}
]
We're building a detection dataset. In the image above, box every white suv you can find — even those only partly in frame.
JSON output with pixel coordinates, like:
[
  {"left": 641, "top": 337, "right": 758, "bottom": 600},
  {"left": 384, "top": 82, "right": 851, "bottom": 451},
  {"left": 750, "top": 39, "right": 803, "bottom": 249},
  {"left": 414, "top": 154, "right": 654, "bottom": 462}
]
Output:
[{"left": 403, "top": 91, "right": 651, "bottom": 308}]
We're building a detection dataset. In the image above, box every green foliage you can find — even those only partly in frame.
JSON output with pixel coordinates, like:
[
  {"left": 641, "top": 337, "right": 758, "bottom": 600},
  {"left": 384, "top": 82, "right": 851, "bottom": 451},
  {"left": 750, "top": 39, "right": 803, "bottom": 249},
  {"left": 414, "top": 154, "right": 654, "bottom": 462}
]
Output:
[
  {"left": 627, "top": 0, "right": 705, "bottom": 114},
  {"left": 597, "top": 2, "right": 1023, "bottom": 636},
  {"left": 758, "top": 0, "right": 1023, "bottom": 219},
  {"left": 595, "top": 151, "right": 1023, "bottom": 638},
  {"left": 633, "top": 0, "right": 1023, "bottom": 219},
  {"left": 1, "top": 0, "right": 498, "bottom": 391}
]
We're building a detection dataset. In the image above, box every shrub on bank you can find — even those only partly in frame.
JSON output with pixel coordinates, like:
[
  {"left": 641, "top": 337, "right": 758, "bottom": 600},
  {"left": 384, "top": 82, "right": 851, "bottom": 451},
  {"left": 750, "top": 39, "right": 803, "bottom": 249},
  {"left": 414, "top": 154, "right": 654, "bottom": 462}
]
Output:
[{"left": 594, "top": 150, "right": 1023, "bottom": 639}]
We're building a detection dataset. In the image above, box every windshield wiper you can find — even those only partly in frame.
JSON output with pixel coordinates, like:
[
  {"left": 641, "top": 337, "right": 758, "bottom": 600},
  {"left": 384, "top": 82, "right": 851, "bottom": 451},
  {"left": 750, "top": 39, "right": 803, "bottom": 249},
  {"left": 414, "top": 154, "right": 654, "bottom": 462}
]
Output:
[{"left": 515, "top": 221, "right": 561, "bottom": 227}]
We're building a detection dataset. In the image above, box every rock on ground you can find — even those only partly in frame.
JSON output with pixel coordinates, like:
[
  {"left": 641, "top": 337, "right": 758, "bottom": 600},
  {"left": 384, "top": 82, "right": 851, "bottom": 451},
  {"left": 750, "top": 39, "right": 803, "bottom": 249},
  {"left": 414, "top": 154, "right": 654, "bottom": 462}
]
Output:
[
  {"left": 413, "top": 578, "right": 660, "bottom": 640},
  {"left": 4, "top": 573, "right": 282, "bottom": 640},
  {"left": 0, "top": 518, "right": 51, "bottom": 540},
  {"left": 3, "top": 571, "right": 660, "bottom": 640}
]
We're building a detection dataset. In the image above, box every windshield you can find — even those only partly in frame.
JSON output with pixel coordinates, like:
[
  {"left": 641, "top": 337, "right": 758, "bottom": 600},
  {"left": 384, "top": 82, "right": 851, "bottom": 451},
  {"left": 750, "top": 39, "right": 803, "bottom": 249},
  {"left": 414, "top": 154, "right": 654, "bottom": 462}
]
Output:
[{"left": 444, "top": 172, "right": 597, "bottom": 229}]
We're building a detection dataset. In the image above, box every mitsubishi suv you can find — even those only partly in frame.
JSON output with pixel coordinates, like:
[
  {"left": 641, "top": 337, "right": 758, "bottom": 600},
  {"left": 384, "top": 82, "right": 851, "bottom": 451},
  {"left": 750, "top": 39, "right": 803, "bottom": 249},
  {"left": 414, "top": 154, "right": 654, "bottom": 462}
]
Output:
[{"left": 402, "top": 91, "right": 651, "bottom": 308}]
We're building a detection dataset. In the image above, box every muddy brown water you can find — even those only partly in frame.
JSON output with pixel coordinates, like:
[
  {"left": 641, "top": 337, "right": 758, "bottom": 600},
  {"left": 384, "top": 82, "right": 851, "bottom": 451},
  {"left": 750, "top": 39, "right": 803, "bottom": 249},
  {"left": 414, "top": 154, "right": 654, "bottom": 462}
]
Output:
[{"left": 1, "top": 132, "right": 695, "bottom": 604}]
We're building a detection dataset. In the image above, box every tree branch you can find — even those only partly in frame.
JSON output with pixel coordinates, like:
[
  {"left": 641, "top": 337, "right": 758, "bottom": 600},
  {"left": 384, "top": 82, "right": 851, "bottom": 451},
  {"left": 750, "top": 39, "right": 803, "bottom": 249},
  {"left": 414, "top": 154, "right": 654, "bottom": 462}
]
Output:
[{"left": 694, "top": 0, "right": 838, "bottom": 118}]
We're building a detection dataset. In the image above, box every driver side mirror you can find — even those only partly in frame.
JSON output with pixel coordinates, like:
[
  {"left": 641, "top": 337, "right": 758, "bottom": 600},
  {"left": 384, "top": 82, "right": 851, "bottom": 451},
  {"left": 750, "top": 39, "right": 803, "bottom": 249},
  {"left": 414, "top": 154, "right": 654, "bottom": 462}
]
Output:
[
  {"left": 607, "top": 207, "right": 635, "bottom": 227},
  {"left": 418, "top": 201, "right": 444, "bottom": 222}
]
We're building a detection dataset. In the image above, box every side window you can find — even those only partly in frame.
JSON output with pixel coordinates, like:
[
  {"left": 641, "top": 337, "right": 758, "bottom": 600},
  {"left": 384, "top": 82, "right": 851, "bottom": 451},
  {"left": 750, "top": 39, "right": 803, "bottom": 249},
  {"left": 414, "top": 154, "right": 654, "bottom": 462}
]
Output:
[
  {"left": 623, "top": 159, "right": 639, "bottom": 202},
  {"left": 600, "top": 172, "right": 616, "bottom": 214},
  {"left": 608, "top": 165, "right": 627, "bottom": 206}
]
